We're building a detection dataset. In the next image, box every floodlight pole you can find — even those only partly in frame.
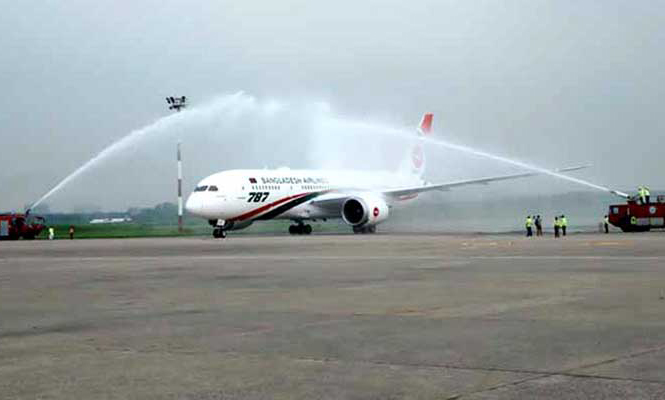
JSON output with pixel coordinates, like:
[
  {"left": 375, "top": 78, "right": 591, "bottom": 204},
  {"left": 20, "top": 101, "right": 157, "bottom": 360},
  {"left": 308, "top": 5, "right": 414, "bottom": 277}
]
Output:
[
  {"left": 166, "top": 96, "right": 187, "bottom": 233},
  {"left": 177, "top": 142, "right": 183, "bottom": 233},
  {"left": 166, "top": 96, "right": 187, "bottom": 112}
]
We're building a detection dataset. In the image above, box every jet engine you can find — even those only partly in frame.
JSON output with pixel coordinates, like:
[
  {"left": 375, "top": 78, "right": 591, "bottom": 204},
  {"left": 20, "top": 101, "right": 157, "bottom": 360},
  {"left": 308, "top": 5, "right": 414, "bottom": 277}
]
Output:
[{"left": 341, "top": 194, "right": 390, "bottom": 227}]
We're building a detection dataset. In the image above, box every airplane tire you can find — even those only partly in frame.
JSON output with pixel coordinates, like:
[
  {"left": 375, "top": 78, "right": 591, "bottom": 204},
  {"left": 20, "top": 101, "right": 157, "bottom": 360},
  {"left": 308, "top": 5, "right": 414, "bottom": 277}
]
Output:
[
  {"left": 352, "top": 225, "right": 376, "bottom": 234},
  {"left": 289, "top": 224, "right": 311, "bottom": 235}
]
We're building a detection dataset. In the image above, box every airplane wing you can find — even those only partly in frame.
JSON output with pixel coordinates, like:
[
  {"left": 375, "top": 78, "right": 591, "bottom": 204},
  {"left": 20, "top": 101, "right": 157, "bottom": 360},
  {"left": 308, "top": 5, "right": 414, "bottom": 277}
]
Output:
[
  {"left": 383, "top": 165, "right": 590, "bottom": 200},
  {"left": 309, "top": 165, "right": 591, "bottom": 211}
]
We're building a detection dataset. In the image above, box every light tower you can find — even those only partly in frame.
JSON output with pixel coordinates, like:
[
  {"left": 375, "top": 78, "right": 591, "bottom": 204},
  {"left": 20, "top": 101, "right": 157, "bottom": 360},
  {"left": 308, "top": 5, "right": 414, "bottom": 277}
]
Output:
[
  {"left": 177, "top": 142, "right": 183, "bottom": 233},
  {"left": 166, "top": 96, "right": 187, "bottom": 112},
  {"left": 166, "top": 96, "right": 187, "bottom": 233}
]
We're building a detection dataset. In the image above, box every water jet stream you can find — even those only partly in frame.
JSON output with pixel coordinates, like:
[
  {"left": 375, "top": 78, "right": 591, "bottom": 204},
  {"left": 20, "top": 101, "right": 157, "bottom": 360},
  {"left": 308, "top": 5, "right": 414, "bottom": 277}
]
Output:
[
  {"left": 29, "top": 92, "right": 628, "bottom": 212},
  {"left": 338, "top": 119, "right": 629, "bottom": 198},
  {"left": 29, "top": 92, "right": 247, "bottom": 210}
]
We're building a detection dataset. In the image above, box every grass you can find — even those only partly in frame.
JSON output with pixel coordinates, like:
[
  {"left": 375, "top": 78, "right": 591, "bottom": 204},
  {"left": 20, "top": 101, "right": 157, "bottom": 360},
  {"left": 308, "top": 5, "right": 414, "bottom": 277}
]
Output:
[
  {"left": 38, "top": 223, "right": 207, "bottom": 239},
  {"left": 37, "top": 220, "right": 348, "bottom": 239}
]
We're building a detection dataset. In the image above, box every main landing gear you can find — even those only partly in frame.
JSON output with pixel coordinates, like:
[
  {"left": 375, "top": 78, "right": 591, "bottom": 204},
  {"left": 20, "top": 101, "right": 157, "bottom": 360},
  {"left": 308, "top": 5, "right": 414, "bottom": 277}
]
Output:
[
  {"left": 212, "top": 227, "right": 227, "bottom": 239},
  {"left": 289, "top": 223, "right": 312, "bottom": 235},
  {"left": 353, "top": 225, "right": 376, "bottom": 234}
]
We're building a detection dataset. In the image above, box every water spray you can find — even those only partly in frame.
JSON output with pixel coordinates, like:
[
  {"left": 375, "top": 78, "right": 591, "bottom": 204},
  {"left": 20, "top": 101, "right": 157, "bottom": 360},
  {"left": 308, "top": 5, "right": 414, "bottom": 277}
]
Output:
[
  {"left": 28, "top": 92, "right": 246, "bottom": 211},
  {"left": 337, "top": 118, "right": 629, "bottom": 198},
  {"left": 420, "top": 135, "right": 630, "bottom": 198},
  {"left": 28, "top": 92, "right": 628, "bottom": 212}
]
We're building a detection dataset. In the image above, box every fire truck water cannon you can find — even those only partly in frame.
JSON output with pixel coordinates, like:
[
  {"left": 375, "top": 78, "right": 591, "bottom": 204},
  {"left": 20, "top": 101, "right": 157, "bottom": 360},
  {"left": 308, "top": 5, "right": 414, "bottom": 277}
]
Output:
[{"left": 608, "top": 194, "right": 665, "bottom": 232}]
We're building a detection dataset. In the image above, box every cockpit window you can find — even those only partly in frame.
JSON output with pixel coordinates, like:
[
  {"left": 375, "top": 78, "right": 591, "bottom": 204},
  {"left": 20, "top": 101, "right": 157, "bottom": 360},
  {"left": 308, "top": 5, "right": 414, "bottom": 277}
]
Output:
[
  {"left": 194, "top": 185, "right": 208, "bottom": 192},
  {"left": 208, "top": 186, "right": 218, "bottom": 192}
]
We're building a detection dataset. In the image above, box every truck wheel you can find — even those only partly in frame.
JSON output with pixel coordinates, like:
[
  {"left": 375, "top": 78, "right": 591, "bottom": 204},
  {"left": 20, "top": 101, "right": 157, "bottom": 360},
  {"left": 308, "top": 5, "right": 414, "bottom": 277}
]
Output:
[{"left": 23, "top": 233, "right": 35, "bottom": 240}]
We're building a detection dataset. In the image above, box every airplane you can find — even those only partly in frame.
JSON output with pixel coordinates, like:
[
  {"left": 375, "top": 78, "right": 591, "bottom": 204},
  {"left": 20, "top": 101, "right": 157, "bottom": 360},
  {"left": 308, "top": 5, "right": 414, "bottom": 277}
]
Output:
[{"left": 185, "top": 114, "right": 587, "bottom": 238}]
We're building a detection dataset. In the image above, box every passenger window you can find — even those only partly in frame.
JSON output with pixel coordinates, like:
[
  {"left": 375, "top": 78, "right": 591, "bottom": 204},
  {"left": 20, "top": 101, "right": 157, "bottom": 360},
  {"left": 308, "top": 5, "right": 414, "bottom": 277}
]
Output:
[{"left": 208, "top": 186, "right": 218, "bottom": 192}]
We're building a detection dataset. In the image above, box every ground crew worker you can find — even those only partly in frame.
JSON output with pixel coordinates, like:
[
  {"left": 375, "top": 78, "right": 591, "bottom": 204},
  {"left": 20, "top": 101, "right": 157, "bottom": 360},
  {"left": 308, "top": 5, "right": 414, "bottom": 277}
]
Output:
[
  {"left": 48, "top": 226, "right": 55, "bottom": 240},
  {"left": 554, "top": 216, "right": 560, "bottom": 238},
  {"left": 535, "top": 215, "right": 543, "bottom": 236},
  {"left": 638, "top": 186, "right": 646, "bottom": 205},
  {"left": 68, "top": 225, "right": 75, "bottom": 240},
  {"left": 525, "top": 215, "right": 533, "bottom": 237},
  {"left": 604, "top": 215, "right": 609, "bottom": 234},
  {"left": 644, "top": 186, "right": 651, "bottom": 204},
  {"left": 561, "top": 215, "right": 568, "bottom": 237}
]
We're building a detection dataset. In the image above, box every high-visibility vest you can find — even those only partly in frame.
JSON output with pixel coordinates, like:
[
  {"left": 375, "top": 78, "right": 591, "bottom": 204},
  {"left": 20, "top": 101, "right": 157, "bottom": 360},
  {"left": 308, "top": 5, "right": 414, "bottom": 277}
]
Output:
[
  {"left": 554, "top": 219, "right": 559, "bottom": 227},
  {"left": 604, "top": 217, "right": 609, "bottom": 224},
  {"left": 561, "top": 217, "right": 568, "bottom": 227},
  {"left": 526, "top": 218, "right": 533, "bottom": 227},
  {"left": 645, "top": 187, "right": 651, "bottom": 196}
]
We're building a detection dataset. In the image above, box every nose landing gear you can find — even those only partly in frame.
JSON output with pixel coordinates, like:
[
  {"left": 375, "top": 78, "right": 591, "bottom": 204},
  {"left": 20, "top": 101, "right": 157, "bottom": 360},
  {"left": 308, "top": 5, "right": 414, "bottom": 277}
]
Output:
[
  {"left": 209, "top": 219, "right": 228, "bottom": 239},
  {"left": 289, "top": 223, "right": 312, "bottom": 235},
  {"left": 212, "top": 227, "right": 227, "bottom": 239}
]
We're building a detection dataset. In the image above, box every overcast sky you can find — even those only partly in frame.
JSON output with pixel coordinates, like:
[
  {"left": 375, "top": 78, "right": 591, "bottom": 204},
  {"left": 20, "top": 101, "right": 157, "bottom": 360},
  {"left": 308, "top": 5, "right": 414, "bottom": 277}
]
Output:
[{"left": 1, "top": 1, "right": 664, "bottom": 212}]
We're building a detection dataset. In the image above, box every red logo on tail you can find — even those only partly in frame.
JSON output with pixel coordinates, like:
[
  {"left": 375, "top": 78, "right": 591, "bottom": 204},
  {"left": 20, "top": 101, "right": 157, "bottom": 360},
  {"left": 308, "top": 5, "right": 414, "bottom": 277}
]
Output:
[{"left": 419, "top": 113, "right": 433, "bottom": 135}]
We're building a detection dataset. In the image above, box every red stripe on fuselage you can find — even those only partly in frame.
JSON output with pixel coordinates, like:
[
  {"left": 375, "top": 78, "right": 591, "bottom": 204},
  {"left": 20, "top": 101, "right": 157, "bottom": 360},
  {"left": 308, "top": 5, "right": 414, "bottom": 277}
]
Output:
[{"left": 228, "top": 192, "right": 310, "bottom": 222}]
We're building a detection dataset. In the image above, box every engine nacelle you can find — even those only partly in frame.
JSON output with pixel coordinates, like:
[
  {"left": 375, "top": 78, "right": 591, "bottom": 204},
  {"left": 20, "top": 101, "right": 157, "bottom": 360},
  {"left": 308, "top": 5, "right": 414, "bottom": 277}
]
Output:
[{"left": 341, "top": 195, "right": 390, "bottom": 226}]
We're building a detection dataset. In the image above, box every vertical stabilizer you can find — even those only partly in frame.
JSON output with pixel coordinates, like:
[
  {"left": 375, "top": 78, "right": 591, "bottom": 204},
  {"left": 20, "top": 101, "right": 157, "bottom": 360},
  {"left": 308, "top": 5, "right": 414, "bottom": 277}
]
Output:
[
  {"left": 418, "top": 113, "right": 433, "bottom": 136},
  {"left": 399, "top": 113, "right": 433, "bottom": 181}
]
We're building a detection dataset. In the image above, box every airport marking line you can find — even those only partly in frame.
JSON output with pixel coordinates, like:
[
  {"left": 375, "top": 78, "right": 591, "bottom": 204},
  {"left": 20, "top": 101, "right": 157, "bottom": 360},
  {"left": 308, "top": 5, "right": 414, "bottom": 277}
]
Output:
[{"left": 2, "top": 255, "right": 665, "bottom": 263}]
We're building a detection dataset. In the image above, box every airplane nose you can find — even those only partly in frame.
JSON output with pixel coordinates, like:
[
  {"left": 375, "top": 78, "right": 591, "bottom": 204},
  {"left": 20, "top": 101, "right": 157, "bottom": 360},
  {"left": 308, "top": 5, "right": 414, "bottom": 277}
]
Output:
[{"left": 185, "top": 194, "right": 202, "bottom": 215}]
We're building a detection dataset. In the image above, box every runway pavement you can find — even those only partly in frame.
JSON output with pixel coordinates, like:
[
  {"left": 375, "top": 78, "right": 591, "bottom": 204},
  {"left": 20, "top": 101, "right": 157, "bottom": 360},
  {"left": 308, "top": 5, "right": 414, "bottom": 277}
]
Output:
[{"left": 1, "top": 233, "right": 665, "bottom": 399}]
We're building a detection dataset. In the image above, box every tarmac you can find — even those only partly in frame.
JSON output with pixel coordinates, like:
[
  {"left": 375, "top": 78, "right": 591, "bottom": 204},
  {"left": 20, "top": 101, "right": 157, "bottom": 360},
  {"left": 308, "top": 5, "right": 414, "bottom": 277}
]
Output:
[{"left": 1, "top": 233, "right": 665, "bottom": 399}]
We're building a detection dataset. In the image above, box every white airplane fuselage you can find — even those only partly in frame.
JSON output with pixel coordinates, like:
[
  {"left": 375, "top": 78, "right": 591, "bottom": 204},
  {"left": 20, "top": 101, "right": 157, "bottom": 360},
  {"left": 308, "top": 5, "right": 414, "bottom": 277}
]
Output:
[
  {"left": 185, "top": 168, "right": 421, "bottom": 224},
  {"left": 183, "top": 113, "right": 587, "bottom": 237}
]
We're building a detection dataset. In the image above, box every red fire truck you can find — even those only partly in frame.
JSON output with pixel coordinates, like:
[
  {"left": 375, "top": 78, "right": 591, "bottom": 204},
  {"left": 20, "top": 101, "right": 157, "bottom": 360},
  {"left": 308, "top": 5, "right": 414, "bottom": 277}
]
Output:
[
  {"left": 608, "top": 196, "right": 665, "bottom": 232},
  {"left": 0, "top": 213, "right": 46, "bottom": 240}
]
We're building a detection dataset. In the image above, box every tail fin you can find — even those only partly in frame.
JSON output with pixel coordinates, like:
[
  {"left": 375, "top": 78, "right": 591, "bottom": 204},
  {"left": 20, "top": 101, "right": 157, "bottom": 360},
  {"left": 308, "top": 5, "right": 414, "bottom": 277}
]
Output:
[
  {"left": 399, "top": 113, "right": 433, "bottom": 180},
  {"left": 418, "top": 113, "right": 433, "bottom": 136}
]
